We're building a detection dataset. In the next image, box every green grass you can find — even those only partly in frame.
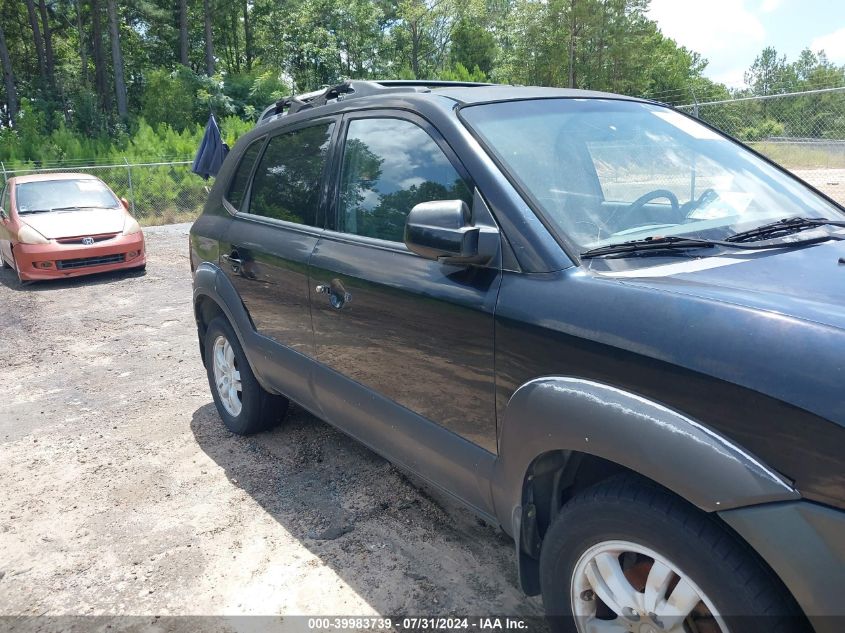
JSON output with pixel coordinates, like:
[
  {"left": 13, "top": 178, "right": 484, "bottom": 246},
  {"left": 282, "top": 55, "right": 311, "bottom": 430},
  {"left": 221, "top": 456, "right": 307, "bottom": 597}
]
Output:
[
  {"left": 138, "top": 208, "right": 201, "bottom": 227},
  {"left": 749, "top": 142, "right": 845, "bottom": 169}
]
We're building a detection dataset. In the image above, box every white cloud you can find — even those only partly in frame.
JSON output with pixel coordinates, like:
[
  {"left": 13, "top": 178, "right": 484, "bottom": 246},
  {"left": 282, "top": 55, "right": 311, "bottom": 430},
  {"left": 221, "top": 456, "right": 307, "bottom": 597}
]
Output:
[
  {"left": 811, "top": 27, "right": 845, "bottom": 63},
  {"left": 759, "top": 0, "right": 783, "bottom": 13},
  {"left": 711, "top": 67, "right": 749, "bottom": 89},
  {"left": 649, "top": 0, "right": 765, "bottom": 55},
  {"left": 649, "top": 0, "right": 766, "bottom": 90}
]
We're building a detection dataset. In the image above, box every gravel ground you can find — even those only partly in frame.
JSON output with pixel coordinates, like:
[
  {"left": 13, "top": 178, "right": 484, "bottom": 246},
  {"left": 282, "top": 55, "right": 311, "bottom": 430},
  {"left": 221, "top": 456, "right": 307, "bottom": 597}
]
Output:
[{"left": 0, "top": 223, "right": 543, "bottom": 631}]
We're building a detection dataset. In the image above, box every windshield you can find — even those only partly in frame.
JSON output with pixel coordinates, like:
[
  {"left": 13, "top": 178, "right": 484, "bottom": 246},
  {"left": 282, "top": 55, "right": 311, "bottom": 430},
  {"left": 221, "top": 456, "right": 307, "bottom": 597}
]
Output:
[
  {"left": 16, "top": 179, "right": 120, "bottom": 214},
  {"left": 460, "top": 99, "right": 845, "bottom": 252}
]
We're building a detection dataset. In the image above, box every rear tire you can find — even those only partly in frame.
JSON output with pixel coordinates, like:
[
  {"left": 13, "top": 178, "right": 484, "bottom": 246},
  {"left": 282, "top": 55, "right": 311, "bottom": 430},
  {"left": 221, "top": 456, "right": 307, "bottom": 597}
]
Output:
[
  {"left": 539, "top": 476, "right": 808, "bottom": 633},
  {"left": 204, "top": 316, "right": 289, "bottom": 435}
]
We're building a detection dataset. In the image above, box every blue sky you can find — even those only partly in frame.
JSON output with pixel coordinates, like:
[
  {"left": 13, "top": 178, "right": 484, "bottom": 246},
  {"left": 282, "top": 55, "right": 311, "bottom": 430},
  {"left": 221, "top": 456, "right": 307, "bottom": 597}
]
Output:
[{"left": 648, "top": 0, "right": 845, "bottom": 88}]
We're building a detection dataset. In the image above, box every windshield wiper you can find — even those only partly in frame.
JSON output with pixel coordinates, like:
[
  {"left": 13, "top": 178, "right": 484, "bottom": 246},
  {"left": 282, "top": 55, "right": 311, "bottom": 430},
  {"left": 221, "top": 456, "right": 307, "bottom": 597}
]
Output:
[
  {"left": 726, "top": 216, "right": 845, "bottom": 243},
  {"left": 580, "top": 230, "right": 841, "bottom": 259},
  {"left": 19, "top": 209, "right": 52, "bottom": 214},
  {"left": 581, "top": 236, "right": 718, "bottom": 259},
  {"left": 53, "top": 205, "right": 117, "bottom": 211}
]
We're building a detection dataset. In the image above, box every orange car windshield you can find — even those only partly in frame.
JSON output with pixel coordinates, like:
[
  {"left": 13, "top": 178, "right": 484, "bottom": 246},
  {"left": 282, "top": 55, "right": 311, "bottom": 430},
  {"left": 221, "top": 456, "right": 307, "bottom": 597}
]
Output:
[{"left": 16, "top": 179, "right": 121, "bottom": 214}]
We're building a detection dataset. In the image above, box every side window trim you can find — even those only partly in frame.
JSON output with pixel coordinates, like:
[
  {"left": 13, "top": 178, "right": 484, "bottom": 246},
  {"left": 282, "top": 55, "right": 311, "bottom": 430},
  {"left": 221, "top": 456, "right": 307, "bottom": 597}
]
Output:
[
  {"left": 327, "top": 109, "right": 475, "bottom": 237},
  {"left": 223, "top": 135, "right": 267, "bottom": 214},
  {"left": 238, "top": 116, "right": 339, "bottom": 229}
]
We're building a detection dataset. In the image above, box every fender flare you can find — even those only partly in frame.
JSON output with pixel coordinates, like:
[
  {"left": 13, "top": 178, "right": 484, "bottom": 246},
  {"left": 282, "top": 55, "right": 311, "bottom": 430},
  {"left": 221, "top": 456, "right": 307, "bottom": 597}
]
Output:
[
  {"left": 192, "top": 262, "right": 272, "bottom": 390},
  {"left": 492, "top": 376, "right": 799, "bottom": 534}
]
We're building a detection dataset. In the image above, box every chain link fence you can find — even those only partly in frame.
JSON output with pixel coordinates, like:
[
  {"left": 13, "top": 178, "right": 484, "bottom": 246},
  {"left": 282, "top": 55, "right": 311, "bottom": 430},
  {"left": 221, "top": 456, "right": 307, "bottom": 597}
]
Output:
[
  {"left": 677, "top": 86, "right": 845, "bottom": 205},
  {"left": 4, "top": 89, "right": 845, "bottom": 225},
  {"left": 0, "top": 160, "right": 211, "bottom": 226}
]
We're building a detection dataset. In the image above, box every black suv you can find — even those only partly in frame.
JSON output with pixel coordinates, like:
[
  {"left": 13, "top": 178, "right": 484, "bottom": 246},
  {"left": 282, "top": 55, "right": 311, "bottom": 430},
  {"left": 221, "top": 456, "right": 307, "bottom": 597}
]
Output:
[{"left": 190, "top": 80, "right": 845, "bottom": 632}]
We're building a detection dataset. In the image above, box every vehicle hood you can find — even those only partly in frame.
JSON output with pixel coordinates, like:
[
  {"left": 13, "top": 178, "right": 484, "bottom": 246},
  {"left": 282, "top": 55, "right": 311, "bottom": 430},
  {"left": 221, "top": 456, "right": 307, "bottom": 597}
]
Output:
[
  {"left": 20, "top": 208, "right": 126, "bottom": 239},
  {"left": 598, "top": 239, "right": 845, "bottom": 332}
]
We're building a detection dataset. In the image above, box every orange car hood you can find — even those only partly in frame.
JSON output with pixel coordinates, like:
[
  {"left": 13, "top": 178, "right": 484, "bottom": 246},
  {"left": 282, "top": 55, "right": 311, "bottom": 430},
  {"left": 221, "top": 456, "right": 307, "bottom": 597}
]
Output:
[{"left": 20, "top": 208, "right": 126, "bottom": 239}]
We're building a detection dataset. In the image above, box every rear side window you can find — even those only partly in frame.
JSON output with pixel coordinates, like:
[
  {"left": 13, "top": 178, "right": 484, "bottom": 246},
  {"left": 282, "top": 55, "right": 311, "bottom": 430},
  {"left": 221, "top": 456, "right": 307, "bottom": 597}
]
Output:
[
  {"left": 337, "top": 118, "right": 471, "bottom": 242},
  {"left": 226, "top": 137, "right": 264, "bottom": 210},
  {"left": 247, "top": 123, "right": 335, "bottom": 226}
]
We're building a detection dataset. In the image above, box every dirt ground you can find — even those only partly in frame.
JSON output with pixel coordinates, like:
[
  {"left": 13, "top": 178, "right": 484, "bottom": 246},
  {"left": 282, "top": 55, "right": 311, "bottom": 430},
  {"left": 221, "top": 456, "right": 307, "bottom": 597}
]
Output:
[{"left": 0, "top": 224, "right": 543, "bottom": 631}]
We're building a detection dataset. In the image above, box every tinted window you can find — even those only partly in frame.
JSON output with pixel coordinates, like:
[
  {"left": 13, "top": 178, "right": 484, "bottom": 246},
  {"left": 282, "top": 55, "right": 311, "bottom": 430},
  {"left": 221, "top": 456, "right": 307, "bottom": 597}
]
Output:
[
  {"left": 248, "top": 123, "right": 334, "bottom": 225},
  {"left": 226, "top": 137, "right": 264, "bottom": 210},
  {"left": 338, "top": 118, "right": 471, "bottom": 242}
]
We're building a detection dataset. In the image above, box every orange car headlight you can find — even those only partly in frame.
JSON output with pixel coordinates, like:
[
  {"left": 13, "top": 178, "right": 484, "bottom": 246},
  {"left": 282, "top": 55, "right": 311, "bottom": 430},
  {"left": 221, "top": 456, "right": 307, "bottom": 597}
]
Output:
[
  {"left": 18, "top": 223, "right": 49, "bottom": 245},
  {"left": 123, "top": 216, "right": 142, "bottom": 236}
]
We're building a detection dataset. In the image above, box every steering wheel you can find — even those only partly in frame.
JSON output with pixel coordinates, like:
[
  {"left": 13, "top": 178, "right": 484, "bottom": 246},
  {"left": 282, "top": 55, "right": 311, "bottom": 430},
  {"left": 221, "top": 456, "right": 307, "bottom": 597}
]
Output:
[
  {"left": 627, "top": 189, "right": 680, "bottom": 215},
  {"left": 680, "top": 188, "right": 720, "bottom": 215}
]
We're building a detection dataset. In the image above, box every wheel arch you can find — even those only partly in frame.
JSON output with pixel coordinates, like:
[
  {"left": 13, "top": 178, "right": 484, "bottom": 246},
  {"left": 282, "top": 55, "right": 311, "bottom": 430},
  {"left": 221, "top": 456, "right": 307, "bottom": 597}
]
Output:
[
  {"left": 192, "top": 262, "right": 258, "bottom": 372},
  {"left": 492, "top": 376, "right": 801, "bottom": 596}
]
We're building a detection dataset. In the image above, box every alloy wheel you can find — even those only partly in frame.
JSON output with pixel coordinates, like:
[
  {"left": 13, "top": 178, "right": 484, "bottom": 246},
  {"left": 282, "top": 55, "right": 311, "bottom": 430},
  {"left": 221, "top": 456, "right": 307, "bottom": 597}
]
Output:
[
  {"left": 212, "top": 335, "right": 242, "bottom": 417},
  {"left": 570, "top": 540, "right": 727, "bottom": 633}
]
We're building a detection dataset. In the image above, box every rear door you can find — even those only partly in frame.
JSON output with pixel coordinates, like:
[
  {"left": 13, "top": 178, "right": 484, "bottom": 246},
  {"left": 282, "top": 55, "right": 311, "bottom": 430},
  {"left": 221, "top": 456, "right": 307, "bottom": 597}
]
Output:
[
  {"left": 309, "top": 112, "right": 503, "bottom": 466},
  {"left": 220, "top": 118, "right": 336, "bottom": 360}
]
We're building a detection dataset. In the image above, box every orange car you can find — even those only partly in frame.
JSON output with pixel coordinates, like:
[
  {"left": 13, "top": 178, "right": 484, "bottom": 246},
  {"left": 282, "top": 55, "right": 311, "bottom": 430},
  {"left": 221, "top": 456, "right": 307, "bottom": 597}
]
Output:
[{"left": 0, "top": 173, "right": 146, "bottom": 282}]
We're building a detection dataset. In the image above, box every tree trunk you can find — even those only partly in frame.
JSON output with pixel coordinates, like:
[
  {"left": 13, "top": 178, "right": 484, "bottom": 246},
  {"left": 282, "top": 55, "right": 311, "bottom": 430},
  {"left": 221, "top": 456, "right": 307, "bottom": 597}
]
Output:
[
  {"left": 107, "top": 0, "right": 127, "bottom": 120},
  {"left": 25, "top": 0, "right": 47, "bottom": 79},
  {"left": 91, "top": 0, "right": 109, "bottom": 111},
  {"left": 243, "top": 0, "right": 252, "bottom": 72},
  {"left": 75, "top": 0, "right": 89, "bottom": 84},
  {"left": 38, "top": 0, "right": 55, "bottom": 87},
  {"left": 0, "top": 19, "right": 17, "bottom": 124},
  {"left": 203, "top": 0, "right": 215, "bottom": 76},
  {"left": 179, "top": 0, "right": 189, "bottom": 66},
  {"left": 567, "top": 0, "right": 577, "bottom": 88},
  {"left": 411, "top": 21, "right": 420, "bottom": 78},
  {"left": 230, "top": 5, "right": 240, "bottom": 73}
]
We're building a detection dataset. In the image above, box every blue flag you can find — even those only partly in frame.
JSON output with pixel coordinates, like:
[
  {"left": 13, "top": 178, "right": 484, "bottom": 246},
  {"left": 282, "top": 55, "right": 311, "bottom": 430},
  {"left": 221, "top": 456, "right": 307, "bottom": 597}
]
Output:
[{"left": 192, "top": 114, "right": 229, "bottom": 180}]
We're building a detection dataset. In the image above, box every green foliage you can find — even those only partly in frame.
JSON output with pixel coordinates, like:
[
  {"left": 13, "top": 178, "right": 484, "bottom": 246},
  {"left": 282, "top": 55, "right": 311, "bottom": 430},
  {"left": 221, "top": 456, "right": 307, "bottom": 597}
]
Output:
[
  {"left": 223, "top": 69, "right": 291, "bottom": 120},
  {"left": 1, "top": 0, "right": 845, "bottom": 226},
  {"left": 141, "top": 67, "right": 234, "bottom": 131},
  {"left": 739, "top": 118, "right": 786, "bottom": 142},
  {"left": 439, "top": 63, "right": 488, "bottom": 83},
  {"left": 450, "top": 19, "right": 496, "bottom": 78}
]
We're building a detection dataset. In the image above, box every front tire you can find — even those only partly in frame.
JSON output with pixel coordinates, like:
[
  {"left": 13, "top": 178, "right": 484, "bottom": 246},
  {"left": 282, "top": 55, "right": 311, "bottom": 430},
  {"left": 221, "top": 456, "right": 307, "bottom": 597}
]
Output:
[
  {"left": 539, "top": 476, "right": 807, "bottom": 633},
  {"left": 204, "top": 316, "right": 289, "bottom": 435}
]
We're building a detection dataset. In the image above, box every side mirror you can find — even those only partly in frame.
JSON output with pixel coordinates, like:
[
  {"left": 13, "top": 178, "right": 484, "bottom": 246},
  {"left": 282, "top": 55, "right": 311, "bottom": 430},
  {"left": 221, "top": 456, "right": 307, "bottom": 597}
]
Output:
[
  {"left": 120, "top": 197, "right": 130, "bottom": 211},
  {"left": 404, "top": 200, "right": 481, "bottom": 262}
]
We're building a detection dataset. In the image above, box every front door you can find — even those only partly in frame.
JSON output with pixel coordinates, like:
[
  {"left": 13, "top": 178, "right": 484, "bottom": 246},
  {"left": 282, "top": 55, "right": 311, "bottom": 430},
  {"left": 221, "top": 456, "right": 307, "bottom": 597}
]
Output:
[{"left": 309, "top": 113, "right": 502, "bottom": 454}]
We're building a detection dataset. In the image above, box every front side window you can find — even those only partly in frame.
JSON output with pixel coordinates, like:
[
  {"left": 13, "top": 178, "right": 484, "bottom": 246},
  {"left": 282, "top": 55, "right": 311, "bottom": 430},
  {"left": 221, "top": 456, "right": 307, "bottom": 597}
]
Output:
[
  {"left": 337, "top": 118, "right": 471, "bottom": 242},
  {"left": 226, "top": 137, "right": 264, "bottom": 210},
  {"left": 461, "top": 99, "right": 844, "bottom": 251},
  {"left": 247, "top": 123, "right": 334, "bottom": 226},
  {"left": 15, "top": 179, "right": 120, "bottom": 214}
]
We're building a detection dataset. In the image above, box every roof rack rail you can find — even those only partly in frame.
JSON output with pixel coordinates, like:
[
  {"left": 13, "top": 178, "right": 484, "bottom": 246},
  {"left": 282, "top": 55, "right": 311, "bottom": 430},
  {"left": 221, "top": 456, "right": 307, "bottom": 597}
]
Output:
[
  {"left": 374, "top": 80, "right": 495, "bottom": 88},
  {"left": 257, "top": 79, "right": 494, "bottom": 126}
]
